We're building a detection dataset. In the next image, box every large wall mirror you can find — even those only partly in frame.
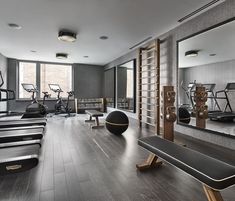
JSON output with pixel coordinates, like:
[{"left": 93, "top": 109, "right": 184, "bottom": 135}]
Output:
[
  {"left": 177, "top": 18, "right": 235, "bottom": 137},
  {"left": 117, "top": 59, "right": 136, "bottom": 113},
  {"left": 104, "top": 67, "right": 116, "bottom": 108}
]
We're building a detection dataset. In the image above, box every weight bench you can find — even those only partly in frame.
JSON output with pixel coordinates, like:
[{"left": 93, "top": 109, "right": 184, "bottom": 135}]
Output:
[
  {"left": 85, "top": 110, "right": 104, "bottom": 129},
  {"left": 136, "top": 136, "right": 235, "bottom": 201}
]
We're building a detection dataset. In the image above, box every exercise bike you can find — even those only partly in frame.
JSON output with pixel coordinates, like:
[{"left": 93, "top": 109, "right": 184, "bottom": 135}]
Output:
[
  {"left": 21, "top": 83, "right": 49, "bottom": 118},
  {"left": 48, "top": 84, "right": 75, "bottom": 117}
]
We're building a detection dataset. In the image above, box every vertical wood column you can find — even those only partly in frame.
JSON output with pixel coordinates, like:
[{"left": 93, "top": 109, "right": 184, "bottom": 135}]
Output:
[
  {"left": 162, "top": 86, "right": 176, "bottom": 141},
  {"left": 138, "top": 48, "right": 143, "bottom": 128},
  {"left": 155, "top": 39, "right": 160, "bottom": 134}
]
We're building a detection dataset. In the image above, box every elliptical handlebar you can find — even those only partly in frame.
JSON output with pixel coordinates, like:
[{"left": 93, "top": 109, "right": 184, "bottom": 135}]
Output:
[
  {"left": 0, "top": 71, "right": 4, "bottom": 88},
  {"left": 67, "top": 91, "right": 74, "bottom": 97}
]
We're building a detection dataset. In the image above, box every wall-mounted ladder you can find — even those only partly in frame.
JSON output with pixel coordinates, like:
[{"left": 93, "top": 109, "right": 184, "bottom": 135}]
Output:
[{"left": 138, "top": 39, "right": 160, "bottom": 134}]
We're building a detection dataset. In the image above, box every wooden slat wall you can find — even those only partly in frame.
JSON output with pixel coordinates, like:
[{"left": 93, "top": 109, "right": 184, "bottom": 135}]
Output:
[{"left": 138, "top": 39, "right": 161, "bottom": 134}]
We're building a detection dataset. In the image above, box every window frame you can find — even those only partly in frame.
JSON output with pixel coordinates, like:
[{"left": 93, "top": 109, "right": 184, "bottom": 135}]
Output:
[{"left": 17, "top": 60, "right": 74, "bottom": 100}]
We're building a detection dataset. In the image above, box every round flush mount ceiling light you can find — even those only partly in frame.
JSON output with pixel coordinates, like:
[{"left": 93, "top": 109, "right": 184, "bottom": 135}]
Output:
[
  {"left": 185, "top": 50, "right": 199, "bottom": 57},
  {"left": 56, "top": 53, "right": 68, "bottom": 59},
  {"left": 99, "top": 35, "right": 109, "bottom": 40},
  {"left": 8, "top": 23, "right": 22, "bottom": 30},
  {"left": 58, "top": 30, "right": 77, "bottom": 42},
  {"left": 209, "top": 53, "right": 216, "bottom": 56}
]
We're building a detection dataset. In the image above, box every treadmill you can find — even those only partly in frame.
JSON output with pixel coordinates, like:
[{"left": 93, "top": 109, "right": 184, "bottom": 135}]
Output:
[
  {"left": 202, "top": 83, "right": 221, "bottom": 113},
  {"left": 0, "top": 144, "right": 40, "bottom": 174},
  {"left": 0, "top": 118, "right": 46, "bottom": 128},
  {"left": 0, "top": 128, "right": 44, "bottom": 143},
  {"left": 208, "top": 83, "right": 235, "bottom": 121}
]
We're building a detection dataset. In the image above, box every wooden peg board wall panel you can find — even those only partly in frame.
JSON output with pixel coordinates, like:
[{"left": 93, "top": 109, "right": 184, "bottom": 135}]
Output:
[{"left": 138, "top": 39, "right": 161, "bottom": 134}]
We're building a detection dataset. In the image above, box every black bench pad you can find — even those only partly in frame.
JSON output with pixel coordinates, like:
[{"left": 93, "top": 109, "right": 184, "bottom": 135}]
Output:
[
  {"left": 85, "top": 110, "right": 103, "bottom": 117},
  {"left": 138, "top": 136, "right": 235, "bottom": 190}
]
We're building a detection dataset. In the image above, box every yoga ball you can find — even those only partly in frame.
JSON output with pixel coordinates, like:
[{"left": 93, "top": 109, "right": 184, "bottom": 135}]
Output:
[
  {"left": 105, "top": 111, "right": 129, "bottom": 135},
  {"left": 178, "top": 107, "right": 191, "bottom": 124}
]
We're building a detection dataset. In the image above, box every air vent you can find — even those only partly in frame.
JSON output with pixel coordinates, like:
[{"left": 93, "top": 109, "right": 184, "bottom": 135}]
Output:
[
  {"left": 178, "top": 0, "right": 225, "bottom": 23},
  {"left": 129, "top": 36, "right": 152, "bottom": 50}
]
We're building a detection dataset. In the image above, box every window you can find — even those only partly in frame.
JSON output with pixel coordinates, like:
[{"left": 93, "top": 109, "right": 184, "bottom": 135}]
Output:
[
  {"left": 40, "top": 63, "right": 72, "bottom": 98},
  {"left": 19, "top": 62, "right": 37, "bottom": 99}
]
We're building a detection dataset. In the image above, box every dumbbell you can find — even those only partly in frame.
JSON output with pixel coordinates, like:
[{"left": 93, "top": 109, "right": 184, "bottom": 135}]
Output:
[
  {"left": 165, "top": 106, "right": 177, "bottom": 122},
  {"left": 197, "top": 105, "right": 208, "bottom": 119}
]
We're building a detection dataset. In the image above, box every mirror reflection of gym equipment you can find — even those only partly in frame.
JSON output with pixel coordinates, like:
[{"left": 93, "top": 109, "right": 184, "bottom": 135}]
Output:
[{"left": 178, "top": 18, "right": 235, "bottom": 136}]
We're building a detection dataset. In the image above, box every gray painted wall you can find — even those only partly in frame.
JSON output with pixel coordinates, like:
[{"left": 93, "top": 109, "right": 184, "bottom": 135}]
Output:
[
  {"left": 104, "top": 68, "right": 115, "bottom": 98},
  {"left": 73, "top": 63, "right": 104, "bottom": 98},
  {"left": 0, "top": 53, "right": 7, "bottom": 111}
]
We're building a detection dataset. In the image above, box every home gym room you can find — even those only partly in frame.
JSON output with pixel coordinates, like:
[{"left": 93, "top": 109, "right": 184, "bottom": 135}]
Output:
[{"left": 0, "top": 0, "right": 235, "bottom": 201}]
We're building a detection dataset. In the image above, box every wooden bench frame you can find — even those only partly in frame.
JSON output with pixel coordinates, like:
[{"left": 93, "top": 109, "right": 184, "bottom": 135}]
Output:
[{"left": 85, "top": 110, "right": 104, "bottom": 129}]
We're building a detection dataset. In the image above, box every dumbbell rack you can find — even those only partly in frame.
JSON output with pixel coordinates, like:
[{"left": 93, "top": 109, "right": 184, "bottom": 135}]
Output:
[
  {"left": 138, "top": 39, "right": 160, "bottom": 134},
  {"left": 161, "top": 86, "right": 176, "bottom": 141}
]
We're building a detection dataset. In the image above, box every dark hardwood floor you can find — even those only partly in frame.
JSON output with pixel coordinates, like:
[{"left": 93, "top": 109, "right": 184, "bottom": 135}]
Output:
[{"left": 0, "top": 115, "right": 234, "bottom": 201}]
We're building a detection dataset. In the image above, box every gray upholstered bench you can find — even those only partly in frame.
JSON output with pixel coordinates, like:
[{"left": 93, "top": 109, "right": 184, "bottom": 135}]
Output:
[
  {"left": 137, "top": 136, "right": 235, "bottom": 201},
  {"left": 85, "top": 110, "right": 104, "bottom": 129}
]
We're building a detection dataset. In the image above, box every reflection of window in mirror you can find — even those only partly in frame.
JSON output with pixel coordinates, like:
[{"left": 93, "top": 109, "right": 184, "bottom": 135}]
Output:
[
  {"left": 126, "top": 69, "right": 133, "bottom": 98},
  {"left": 117, "top": 59, "right": 136, "bottom": 113}
]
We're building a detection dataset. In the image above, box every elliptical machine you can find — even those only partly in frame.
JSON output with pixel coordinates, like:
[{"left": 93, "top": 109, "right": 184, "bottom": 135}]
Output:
[
  {"left": 48, "top": 84, "right": 75, "bottom": 117},
  {"left": 21, "top": 83, "right": 49, "bottom": 118}
]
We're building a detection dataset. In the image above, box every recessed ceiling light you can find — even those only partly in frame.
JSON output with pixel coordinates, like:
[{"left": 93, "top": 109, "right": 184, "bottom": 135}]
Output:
[
  {"left": 56, "top": 53, "right": 68, "bottom": 59},
  {"left": 185, "top": 50, "right": 199, "bottom": 57},
  {"left": 99, "top": 36, "right": 109, "bottom": 40},
  {"left": 8, "top": 23, "right": 22, "bottom": 30},
  {"left": 209, "top": 53, "right": 216, "bottom": 56},
  {"left": 83, "top": 56, "right": 89, "bottom": 58},
  {"left": 58, "top": 30, "right": 77, "bottom": 42}
]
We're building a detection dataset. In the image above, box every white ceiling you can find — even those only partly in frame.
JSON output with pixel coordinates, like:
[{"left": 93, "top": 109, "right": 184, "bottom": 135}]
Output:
[
  {"left": 179, "top": 19, "right": 235, "bottom": 68},
  {"left": 0, "top": 0, "right": 213, "bottom": 65}
]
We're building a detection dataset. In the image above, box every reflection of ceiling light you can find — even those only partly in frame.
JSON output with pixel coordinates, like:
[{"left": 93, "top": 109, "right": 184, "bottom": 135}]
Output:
[
  {"left": 185, "top": 50, "right": 199, "bottom": 57},
  {"left": 83, "top": 56, "right": 89, "bottom": 58},
  {"left": 8, "top": 23, "right": 22, "bottom": 30},
  {"left": 58, "top": 30, "right": 77, "bottom": 42},
  {"left": 209, "top": 53, "right": 216, "bottom": 56},
  {"left": 56, "top": 53, "right": 68, "bottom": 59},
  {"left": 99, "top": 36, "right": 108, "bottom": 40}
]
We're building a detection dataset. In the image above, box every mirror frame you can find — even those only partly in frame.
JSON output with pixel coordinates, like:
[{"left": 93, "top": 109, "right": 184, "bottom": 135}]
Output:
[
  {"left": 117, "top": 59, "right": 137, "bottom": 113},
  {"left": 104, "top": 67, "right": 116, "bottom": 108},
  {"left": 176, "top": 16, "right": 235, "bottom": 139}
]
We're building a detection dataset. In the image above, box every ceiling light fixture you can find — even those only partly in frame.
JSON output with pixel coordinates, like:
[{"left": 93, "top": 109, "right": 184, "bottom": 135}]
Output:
[
  {"left": 8, "top": 23, "right": 22, "bottom": 30},
  {"left": 58, "top": 30, "right": 77, "bottom": 42},
  {"left": 83, "top": 56, "right": 89, "bottom": 58},
  {"left": 209, "top": 53, "right": 216, "bottom": 56},
  {"left": 99, "top": 36, "right": 109, "bottom": 40},
  {"left": 56, "top": 53, "right": 68, "bottom": 59},
  {"left": 185, "top": 50, "right": 199, "bottom": 57},
  {"left": 31, "top": 50, "right": 37, "bottom": 53}
]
